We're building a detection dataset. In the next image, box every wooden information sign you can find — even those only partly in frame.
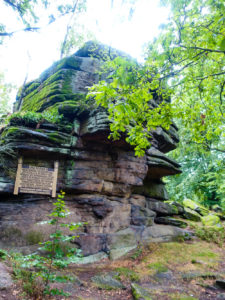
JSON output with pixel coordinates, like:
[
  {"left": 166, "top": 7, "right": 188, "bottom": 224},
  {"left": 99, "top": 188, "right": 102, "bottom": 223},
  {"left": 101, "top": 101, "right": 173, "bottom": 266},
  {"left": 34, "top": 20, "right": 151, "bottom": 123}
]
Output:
[{"left": 14, "top": 158, "right": 59, "bottom": 197}]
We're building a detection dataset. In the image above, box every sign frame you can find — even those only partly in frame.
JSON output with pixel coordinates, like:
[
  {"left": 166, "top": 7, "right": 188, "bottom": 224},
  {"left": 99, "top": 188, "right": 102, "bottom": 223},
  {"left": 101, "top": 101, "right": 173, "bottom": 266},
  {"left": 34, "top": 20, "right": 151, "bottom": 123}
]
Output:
[{"left": 14, "top": 157, "right": 59, "bottom": 198}]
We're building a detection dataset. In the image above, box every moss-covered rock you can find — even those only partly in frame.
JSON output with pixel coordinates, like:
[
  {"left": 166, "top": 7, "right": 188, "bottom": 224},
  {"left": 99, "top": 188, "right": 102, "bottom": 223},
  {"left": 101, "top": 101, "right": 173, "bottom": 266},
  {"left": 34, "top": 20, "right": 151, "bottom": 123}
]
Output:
[
  {"left": 91, "top": 273, "right": 126, "bottom": 290},
  {"left": 183, "top": 199, "right": 209, "bottom": 216},
  {"left": 201, "top": 215, "right": 221, "bottom": 226},
  {"left": 1, "top": 126, "right": 75, "bottom": 148},
  {"left": 183, "top": 207, "right": 202, "bottom": 222},
  {"left": 131, "top": 283, "right": 153, "bottom": 300},
  {"left": 155, "top": 216, "right": 188, "bottom": 228},
  {"left": 0, "top": 41, "right": 185, "bottom": 257}
]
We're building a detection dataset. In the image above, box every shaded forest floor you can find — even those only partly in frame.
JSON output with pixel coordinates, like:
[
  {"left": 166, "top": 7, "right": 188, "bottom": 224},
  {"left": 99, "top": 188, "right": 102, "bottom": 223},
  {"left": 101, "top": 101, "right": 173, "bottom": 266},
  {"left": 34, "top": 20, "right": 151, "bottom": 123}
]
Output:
[{"left": 1, "top": 239, "right": 225, "bottom": 300}]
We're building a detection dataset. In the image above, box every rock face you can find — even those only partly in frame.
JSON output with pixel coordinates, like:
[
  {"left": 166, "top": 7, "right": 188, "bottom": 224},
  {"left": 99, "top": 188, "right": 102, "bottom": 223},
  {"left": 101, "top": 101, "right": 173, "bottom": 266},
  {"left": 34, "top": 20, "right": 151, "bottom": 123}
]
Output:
[{"left": 0, "top": 41, "right": 184, "bottom": 257}]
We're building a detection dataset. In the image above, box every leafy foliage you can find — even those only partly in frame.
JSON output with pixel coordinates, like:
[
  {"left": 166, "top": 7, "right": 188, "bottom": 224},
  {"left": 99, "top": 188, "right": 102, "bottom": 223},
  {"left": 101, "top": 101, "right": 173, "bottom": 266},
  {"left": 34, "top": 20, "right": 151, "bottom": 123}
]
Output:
[
  {"left": 87, "top": 0, "right": 224, "bottom": 157},
  {"left": 0, "top": 0, "right": 87, "bottom": 42},
  {"left": 87, "top": 56, "right": 172, "bottom": 156},
  {"left": 191, "top": 223, "right": 225, "bottom": 247},
  {"left": 7, "top": 110, "right": 63, "bottom": 126},
  {"left": 87, "top": 0, "right": 225, "bottom": 211},
  {"left": 165, "top": 137, "right": 225, "bottom": 209},
  {"left": 0, "top": 249, "right": 8, "bottom": 260}
]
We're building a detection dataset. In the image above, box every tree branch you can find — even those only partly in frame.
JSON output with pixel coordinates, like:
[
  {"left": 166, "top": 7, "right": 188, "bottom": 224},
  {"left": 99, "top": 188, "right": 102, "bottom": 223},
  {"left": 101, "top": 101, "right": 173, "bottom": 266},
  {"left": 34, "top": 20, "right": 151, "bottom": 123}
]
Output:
[
  {"left": 160, "top": 50, "right": 205, "bottom": 76},
  {"left": 219, "top": 80, "right": 225, "bottom": 106},
  {"left": 60, "top": 0, "right": 79, "bottom": 59},
  {"left": 185, "top": 140, "right": 225, "bottom": 153},
  {"left": 3, "top": 0, "right": 21, "bottom": 11},
  {"left": 0, "top": 27, "right": 40, "bottom": 37},
  {"left": 180, "top": 45, "right": 225, "bottom": 54}
]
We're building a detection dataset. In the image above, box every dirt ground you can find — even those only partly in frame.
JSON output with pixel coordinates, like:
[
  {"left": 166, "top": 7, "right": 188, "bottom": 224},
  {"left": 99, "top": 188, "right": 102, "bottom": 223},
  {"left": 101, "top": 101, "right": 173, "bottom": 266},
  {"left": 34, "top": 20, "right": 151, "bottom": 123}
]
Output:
[{"left": 1, "top": 239, "right": 225, "bottom": 300}]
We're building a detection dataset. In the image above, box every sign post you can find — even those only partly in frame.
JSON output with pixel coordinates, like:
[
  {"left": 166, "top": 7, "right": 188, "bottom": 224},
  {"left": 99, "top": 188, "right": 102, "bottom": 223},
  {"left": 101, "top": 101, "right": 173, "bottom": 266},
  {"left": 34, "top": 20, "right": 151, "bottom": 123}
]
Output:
[{"left": 14, "top": 158, "right": 59, "bottom": 197}]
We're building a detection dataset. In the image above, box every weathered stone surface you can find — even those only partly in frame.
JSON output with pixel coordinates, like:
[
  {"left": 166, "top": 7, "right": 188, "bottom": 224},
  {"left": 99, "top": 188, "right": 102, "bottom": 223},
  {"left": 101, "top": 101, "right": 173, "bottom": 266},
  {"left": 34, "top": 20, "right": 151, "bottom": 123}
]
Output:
[
  {"left": 131, "top": 283, "right": 153, "bottom": 300},
  {"left": 183, "top": 199, "right": 209, "bottom": 216},
  {"left": 0, "top": 41, "right": 183, "bottom": 256},
  {"left": 109, "top": 245, "right": 137, "bottom": 260},
  {"left": 169, "top": 201, "right": 184, "bottom": 214},
  {"left": 75, "top": 234, "right": 107, "bottom": 256},
  {"left": 183, "top": 207, "right": 202, "bottom": 222},
  {"left": 131, "top": 205, "right": 155, "bottom": 226},
  {"left": 108, "top": 228, "right": 137, "bottom": 250},
  {"left": 146, "top": 199, "right": 179, "bottom": 215},
  {"left": 182, "top": 272, "right": 219, "bottom": 281},
  {"left": 91, "top": 273, "right": 126, "bottom": 290},
  {"left": 142, "top": 225, "right": 189, "bottom": 243},
  {"left": 155, "top": 216, "right": 188, "bottom": 228},
  {"left": 216, "top": 280, "right": 225, "bottom": 290},
  {"left": 75, "top": 252, "right": 108, "bottom": 265},
  {"left": 129, "top": 194, "right": 146, "bottom": 207},
  {"left": 146, "top": 147, "right": 181, "bottom": 179},
  {"left": 134, "top": 182, "right": 169, "bottom": 200},
  {"left": 0, "top": 263, "right": 13, "bottom": 290}
]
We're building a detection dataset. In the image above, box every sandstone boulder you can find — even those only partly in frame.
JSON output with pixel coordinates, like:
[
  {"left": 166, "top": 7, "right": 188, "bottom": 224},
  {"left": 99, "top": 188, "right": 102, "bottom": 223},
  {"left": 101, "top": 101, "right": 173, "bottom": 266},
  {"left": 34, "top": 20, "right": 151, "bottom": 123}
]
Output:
[{"left": 0, "top": 41, "right": 184, "bottom": 257}]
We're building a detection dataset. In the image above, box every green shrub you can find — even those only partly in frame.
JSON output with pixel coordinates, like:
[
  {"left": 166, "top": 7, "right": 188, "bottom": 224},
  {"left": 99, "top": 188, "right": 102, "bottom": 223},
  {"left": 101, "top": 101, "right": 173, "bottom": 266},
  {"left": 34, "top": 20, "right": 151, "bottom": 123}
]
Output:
[
  {"left": 11, "top": 191, "right": 83, "bottom": 298},
  {"left": 13, "top": 267, "right": 43, "bottom": 299},
  {"left": 8, "top": 111, "right": 63, "bottom": 127},
  {"left": 194, "top": 225, "right": 225, "bottom": 247},
  {"left": 0, "top": 249, "right": 8, "bottom": 260}
]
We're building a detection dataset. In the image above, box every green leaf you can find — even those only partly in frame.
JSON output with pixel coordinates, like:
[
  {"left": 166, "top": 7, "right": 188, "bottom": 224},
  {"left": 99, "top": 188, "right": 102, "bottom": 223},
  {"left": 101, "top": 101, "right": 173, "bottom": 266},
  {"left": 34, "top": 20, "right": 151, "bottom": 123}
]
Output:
[{"left": 219, "top": 38, "right": 225, "bottom": 51}]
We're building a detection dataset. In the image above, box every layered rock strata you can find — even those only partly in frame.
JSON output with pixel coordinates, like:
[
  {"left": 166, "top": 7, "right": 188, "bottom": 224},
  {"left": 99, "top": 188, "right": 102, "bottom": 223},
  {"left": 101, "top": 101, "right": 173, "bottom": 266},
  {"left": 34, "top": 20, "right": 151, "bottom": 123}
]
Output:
[{"left": 0, "top": 41, "right": 185, "bottom": 257}]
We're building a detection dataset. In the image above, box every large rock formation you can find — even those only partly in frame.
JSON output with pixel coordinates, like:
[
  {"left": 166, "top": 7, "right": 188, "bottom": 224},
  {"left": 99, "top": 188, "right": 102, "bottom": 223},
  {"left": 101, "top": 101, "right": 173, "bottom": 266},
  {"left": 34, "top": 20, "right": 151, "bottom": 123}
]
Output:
[{"left": 0, "top": 41, "right": 185, "bottom": 258}]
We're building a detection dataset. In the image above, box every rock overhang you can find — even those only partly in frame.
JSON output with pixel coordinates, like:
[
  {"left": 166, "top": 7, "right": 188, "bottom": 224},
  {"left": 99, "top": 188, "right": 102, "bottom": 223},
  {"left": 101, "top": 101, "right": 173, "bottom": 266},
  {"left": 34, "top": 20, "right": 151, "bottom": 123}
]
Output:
[{"left": 0, "top": 41, "right": 186, "bottom": 259}]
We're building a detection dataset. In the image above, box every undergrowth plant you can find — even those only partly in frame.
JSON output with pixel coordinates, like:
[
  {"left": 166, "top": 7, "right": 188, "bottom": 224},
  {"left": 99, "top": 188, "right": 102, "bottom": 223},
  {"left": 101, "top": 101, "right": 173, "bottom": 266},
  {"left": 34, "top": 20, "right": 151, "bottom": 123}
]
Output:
[
  {"left": 7, "top": 111, "right": 63, "bottom": 127},
  {"left": 191, "top": 224, "right": 225, "bottom": 247},
  {"left": 10, "top": 191, "right": 83, "bottom": 298}
]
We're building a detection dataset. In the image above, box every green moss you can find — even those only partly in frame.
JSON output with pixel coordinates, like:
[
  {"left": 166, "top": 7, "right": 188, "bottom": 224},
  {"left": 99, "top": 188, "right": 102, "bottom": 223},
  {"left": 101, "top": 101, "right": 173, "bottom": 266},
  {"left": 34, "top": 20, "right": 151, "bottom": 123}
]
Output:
[
  {"left": 39, "top": 56, "right": 81, "bottom": 82},
  {"left": 20, "top": 68, "right": 85, "bottom": 112},
  {"left": 61, "top": 56, "right": 82, "bottom": 70},
  {"left": 1, "top": 126, "right": 20, "bottom": 139},
  {"left": 44, "top": 131, "right": 71, "bottom": 144},
  {"left": 192, "top": 223, "right": 225, "bottom": 246},
  {"left": 171, "top": 205, "right": 179, "bottom": 214},
  {"left": 16, "top": 53, "right": 89, "bottom": 113},
  {"left": 147, "top": 262, "right": 168, "bottom": 273},
  {"left": 201, "top": 215, "right": 220, "bottom": 226},
  {"left": 183, "top": 199, "right": 209, "bottom": 216},
  {"left": 21, "top": 85, "right": 64, "bottom": 112},
  {"left": 23, "top": 81, "right": 40, "bottom": 97},
  {"left": 196, "top": 251, "right": 217, "bottom": 258},
  {"left": 131, "top": 283, "right": 153, "bottom": 300},
  {"left": 115, "top": 267, "right": 140, "bottom": 282},
  {"left": 7, "top": 111, "right": 63, "bottom": 128}
]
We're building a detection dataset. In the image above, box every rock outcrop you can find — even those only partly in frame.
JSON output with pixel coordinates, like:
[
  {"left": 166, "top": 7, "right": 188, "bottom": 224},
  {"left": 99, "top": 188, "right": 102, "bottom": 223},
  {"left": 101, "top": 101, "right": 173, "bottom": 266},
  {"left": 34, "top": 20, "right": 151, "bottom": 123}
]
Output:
[{"left": 0, "top": 41, "right": 185, "bottom": 258}]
